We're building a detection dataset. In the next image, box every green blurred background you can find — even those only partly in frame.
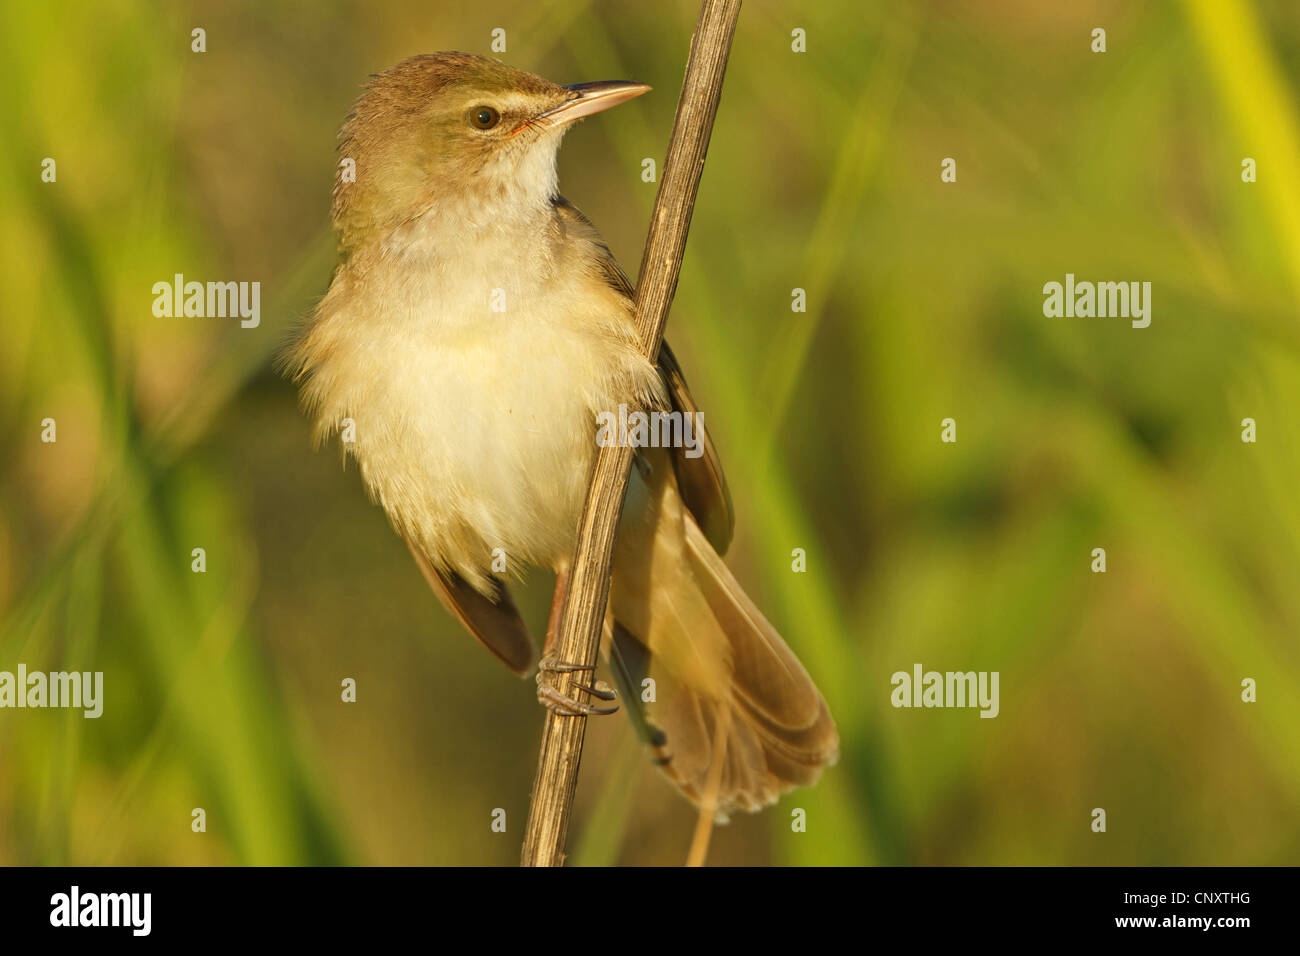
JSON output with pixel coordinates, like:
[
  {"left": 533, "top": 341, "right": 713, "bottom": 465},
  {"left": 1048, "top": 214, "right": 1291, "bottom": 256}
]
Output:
[{"left": 2, "top": 0, "right": 1299, "bottom": 865}]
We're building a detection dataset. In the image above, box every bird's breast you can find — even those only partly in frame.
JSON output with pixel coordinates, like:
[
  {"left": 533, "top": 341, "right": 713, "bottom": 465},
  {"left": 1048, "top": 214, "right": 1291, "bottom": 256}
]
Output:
[{"left": 306, "top": 233, "right": 660, "bottom": 589}]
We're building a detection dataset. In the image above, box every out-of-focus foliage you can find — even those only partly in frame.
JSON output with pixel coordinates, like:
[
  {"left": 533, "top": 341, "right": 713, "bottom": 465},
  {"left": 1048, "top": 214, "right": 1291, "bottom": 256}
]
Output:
[{"left": 1, "top": 0, "right": 1298, "bottom": 865}]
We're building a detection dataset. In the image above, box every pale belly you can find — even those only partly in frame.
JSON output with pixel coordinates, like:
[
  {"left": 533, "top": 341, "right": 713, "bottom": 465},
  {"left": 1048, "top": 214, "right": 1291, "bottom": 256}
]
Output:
[
  {"left": 341, "top": 317, "right": 658, "bottom": 587},
  {"left": 297, "top": 206, "right": 662, "bottom": 590}
]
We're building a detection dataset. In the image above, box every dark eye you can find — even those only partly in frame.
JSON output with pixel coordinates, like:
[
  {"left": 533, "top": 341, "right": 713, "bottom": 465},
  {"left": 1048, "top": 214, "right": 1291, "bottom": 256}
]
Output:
[{"left": 469, "top": 106, "right": 500, "bottom": 130}]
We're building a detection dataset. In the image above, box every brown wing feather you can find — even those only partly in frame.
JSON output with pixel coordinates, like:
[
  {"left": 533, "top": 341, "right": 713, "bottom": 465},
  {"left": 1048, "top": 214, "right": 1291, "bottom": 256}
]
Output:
[
  {"left": 552, "top": 195, "right": 735, "bottom": 553},
  {"left": 404, "top": 535, "right": 534, "bottom": 675},
  {"left": 656, "top": 341, "right": 735, "bottom": 553}
]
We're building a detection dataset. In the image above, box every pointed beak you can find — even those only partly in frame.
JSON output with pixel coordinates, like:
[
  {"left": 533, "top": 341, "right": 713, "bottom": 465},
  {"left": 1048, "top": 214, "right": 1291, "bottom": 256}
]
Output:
[{"left": 527, "top": 81, "right": 652, "bottom": 132}]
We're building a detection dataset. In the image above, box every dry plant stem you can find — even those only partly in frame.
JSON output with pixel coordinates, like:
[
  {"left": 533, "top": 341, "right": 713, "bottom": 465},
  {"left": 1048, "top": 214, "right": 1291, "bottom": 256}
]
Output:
[
  {"left": 520, "top": 0, "right": 742, "bottom": 868},
  {"left": 684, "top": 701, "right": 732, "bottom": 866}
]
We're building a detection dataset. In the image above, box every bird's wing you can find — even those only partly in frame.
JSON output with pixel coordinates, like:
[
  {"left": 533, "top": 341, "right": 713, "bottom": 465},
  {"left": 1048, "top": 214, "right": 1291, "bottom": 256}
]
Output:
[
  {"left": 404, "top": 535, "right": 535, "bottom": 675},
  {"left": 654, "top": 340, "right": 735, "bottom": 553},
  {"left": 553, "top": 196, "right": 735, "bottom": 553}
]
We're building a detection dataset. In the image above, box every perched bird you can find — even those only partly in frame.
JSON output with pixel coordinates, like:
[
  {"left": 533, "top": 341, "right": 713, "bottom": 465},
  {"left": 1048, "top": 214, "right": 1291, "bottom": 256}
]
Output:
[{"left": 284, "top": 53, "right": 837, "bottom": 817}]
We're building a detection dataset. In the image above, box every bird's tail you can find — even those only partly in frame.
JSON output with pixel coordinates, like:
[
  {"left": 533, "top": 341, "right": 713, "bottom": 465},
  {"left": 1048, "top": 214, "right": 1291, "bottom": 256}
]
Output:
[{"left": 608, "top": 494, "right": 838, "bottom": 819}]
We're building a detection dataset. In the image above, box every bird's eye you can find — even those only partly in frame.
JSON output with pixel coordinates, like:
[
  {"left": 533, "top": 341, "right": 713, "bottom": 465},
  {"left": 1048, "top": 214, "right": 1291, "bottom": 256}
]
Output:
[{"left": 469, "top": 106, "right": 501, "bottom": 130}]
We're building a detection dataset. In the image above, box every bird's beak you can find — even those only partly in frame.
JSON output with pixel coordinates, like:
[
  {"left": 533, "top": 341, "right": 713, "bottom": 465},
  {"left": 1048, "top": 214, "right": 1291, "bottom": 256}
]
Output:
[{"left": 524, "top": 81, "right": 652, "bottom": 133}]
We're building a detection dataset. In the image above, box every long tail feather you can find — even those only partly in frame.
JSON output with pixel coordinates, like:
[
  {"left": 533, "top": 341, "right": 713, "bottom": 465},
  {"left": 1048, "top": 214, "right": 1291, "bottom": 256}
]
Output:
[{"left": 610, "top": 486, "right": 838, "bottom": 818}]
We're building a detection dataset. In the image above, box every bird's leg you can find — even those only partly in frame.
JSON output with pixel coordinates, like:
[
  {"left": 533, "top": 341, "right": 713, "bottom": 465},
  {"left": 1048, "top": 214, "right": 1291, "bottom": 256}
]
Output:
[
  {"left": 543, "top": 567, "right": 569, "bottom": 653},
  {"left": 536, "top": 569, "right": 618, "bottom": 716}
]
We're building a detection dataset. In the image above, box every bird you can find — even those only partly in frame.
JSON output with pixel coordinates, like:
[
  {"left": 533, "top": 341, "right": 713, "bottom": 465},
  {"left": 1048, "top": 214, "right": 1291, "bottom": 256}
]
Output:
[{"left": 283, "top": 52, "right": 837, "bottom": 818}]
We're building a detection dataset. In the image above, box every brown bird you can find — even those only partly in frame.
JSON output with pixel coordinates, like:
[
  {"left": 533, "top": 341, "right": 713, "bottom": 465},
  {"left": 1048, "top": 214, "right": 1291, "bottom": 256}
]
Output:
[{"left": 285, "top": 53, "right": 837, "bottom": 818}]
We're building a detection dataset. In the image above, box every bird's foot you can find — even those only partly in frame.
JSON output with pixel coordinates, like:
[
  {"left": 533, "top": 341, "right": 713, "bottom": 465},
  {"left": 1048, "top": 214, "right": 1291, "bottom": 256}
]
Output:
[{"left": 536, "top": 657, "right": 619, "bottom": 716}]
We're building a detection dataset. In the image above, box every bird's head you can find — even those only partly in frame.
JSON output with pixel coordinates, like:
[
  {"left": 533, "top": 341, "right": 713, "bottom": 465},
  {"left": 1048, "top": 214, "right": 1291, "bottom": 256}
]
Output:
[{"left": 332, "top": 52, "right": 650, "bottom": 254}]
